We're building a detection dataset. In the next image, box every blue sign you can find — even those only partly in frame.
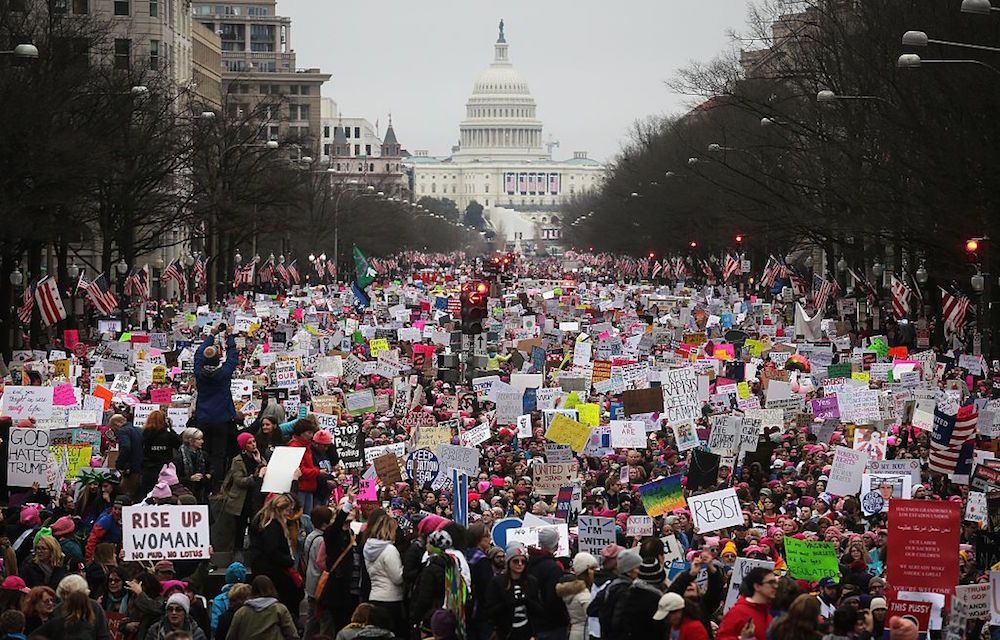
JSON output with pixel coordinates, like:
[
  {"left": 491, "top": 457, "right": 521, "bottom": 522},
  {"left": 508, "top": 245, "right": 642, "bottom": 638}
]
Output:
[{"left": 405, "top": 449, "right": 440, "bottom": 488}]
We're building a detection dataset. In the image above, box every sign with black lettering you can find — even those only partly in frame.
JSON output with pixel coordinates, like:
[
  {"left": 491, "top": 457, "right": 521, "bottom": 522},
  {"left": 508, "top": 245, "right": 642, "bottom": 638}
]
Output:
[
  {"left": 687, "top": 487, "right": 743, "bottom": 533},
  {"left": 122, "top": 505, "right": 210, "bottom": 561}
]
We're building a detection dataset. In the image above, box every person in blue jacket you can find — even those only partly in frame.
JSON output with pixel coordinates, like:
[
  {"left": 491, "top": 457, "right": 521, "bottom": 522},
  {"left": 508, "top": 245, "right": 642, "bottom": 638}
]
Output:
[
  {"left": 210, "top": 561, "right": 248, "bottom": 636},
  {"left": 194, "top": 322, "right": 239, "bottom": 489},
  {"left": 108, "top": 414, "right": 143, "bottom": 500}
]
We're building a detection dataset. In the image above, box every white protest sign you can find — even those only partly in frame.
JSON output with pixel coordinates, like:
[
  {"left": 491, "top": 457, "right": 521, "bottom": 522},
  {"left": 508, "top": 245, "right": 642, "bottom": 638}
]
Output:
[
  {"left": 507, "top": 523, "right": 570, "bottom": 557},
  {"left": 274, "top": 360, "right": 298, "bottom": 388},
  {"left": 827, "top": 446, "right": 868, "bottom": 497},
  {"left": 610, "top": 420, "right": 647, "bottom": 449},
  {"left": 724, "top": 558, "right": 775, "bottom": 611},
  {"left": 109, "top": 374, "right": 135, "bottom": 395},
  {"left": 661, "top": 368, "right": 699, "bottom": 425},
  {"left": 436, "top": 443, "right": 481, "bottom": 476},
  {"left": 7, "top": 427, "right": 50, "bottom": 488},
  {"left": 260, "top": 446, "right": 306, "bottom": 493},
  {"left": 627, "top": 515, "right": 654, "bottom": 537},
  {"left": 687, "top": 487, "right": 743, "bottom": 533},
  {"left": 577, "top": 516, "right": 616, "bottom": 557},
  {"left": 532, "top": 462, "right": 576, "bottom": 493},
  {"left": 122, "top": 504, "right": 210, "bottom": 561},
  {"left": 516, "top": 414, "right": 533, "bottom": 438},
  {"left": 133, "top": 403, "right": 159, "bottom": 427},
  {"left": 0, "top": 386, "right": 54, "bottom": 421},
  {"left": 314, "top": 413, "right": 339, "bottom": 432},
  {"left": 460, "top": 423, "right": 490, "bottom": 447}
]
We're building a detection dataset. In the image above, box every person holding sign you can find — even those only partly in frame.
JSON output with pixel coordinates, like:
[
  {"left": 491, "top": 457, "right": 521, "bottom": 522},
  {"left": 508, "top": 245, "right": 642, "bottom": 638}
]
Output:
[
  {"left": 194, "top": 322, "right": 239, "bottom": 489},
  {"left": 217, "top": 432, "right": 268, "bottom": 553},
  {"left": 717, "top": 567, "right": 775, "bottom": 640},
  {"left": 288, "top": 417, "right": 322, "bottom": 514}
]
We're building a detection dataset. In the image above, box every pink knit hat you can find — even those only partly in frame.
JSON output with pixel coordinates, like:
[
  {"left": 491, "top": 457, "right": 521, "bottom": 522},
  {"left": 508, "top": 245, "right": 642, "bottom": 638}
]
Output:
[
  {"left": 158, "top": 462, "right": 180, "bottom": 486},
  {"left": 237, "top": 432, "right": 255, "bottom": 450}
]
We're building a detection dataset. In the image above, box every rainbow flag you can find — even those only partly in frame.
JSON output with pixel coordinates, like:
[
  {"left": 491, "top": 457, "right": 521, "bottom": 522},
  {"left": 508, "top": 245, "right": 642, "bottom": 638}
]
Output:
[{"left": 639, "top": 474, "right": 686, "bottom": 517}]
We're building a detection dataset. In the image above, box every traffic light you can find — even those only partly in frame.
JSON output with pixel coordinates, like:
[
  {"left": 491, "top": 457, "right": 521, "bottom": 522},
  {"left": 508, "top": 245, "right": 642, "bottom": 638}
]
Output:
[{"left": 461, "top": 280, "right": 489, "bottom": 334}]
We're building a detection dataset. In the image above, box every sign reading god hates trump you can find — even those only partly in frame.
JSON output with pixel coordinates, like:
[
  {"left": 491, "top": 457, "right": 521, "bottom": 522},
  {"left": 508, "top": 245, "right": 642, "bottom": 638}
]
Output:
[{"left": 122, "top": 504, "right": 210, "bottom": 561}]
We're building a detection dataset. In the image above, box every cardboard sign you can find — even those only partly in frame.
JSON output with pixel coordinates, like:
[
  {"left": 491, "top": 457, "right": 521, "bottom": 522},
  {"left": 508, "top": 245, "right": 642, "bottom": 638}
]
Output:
[
  {"left": 687, "top": 487, "right": 743, "bottom": 533},
  {"left": 661, "top": 367, "right": 700, "bottom": 425},
  {"left": 122, "top": 504, "right": 210, "bottom": 561},
  {"left": 1, "top": 386, "right": 54, "bottom": 421},
  {"left": 621, "top": 387, "right": 664, "bottom": 417},
  {"left": 436, "top": 443, "right": 481, "bottom": 476},
  {"left": 532, "top": 462, "right": 576, "bottom": 494},
  {"left": 545, "top": 413, "right": 591, "bottom": 453},
  {"left": 784, "top": 537, "right": 840, "bottom": 582},
  {"left": 577, "top": 516, "right": 616, "bottom": 557},
  {"left": 638, "top": 474, "right": 686, "bottom": 517},
  {"left": 374, "top": 453, "right": 403, "bottom": 484},
  {"left": 627, "top": 515, "right": 653, "bottom": 537},
  {"left": 8, "top": 427, "right": 50, "bottom": 488},
  {"left": 725, "top": 558, "right": 775, "bottom": 612},
  {"left": 610, "top": 420, "right": 647, "bottom": 449},
  {"left": 828, "top": 446, "right": 868, "bottom": 497},
  {"left": 260, "top": 446, "right": 306, "bottom": 493}
]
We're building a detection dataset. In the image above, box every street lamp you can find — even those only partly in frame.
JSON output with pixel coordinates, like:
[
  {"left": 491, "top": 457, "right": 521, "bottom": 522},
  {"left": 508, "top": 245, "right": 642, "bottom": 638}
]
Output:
[
  {"left": 817, "top": 89, "right": 892, "bottom": 104},
  {"left": 130, "top": 85, "right": 149, "bottom": 96},
  {"left": 183, "top": 253, "right": 195, "bottom": 267},
  {"left": 9, "top": 267, "right": 23, "bottom": 286},
  {"left": 897, "top": 53, "right": 1000, "bottom": 76},
  {"left": 837, "top": 257, "right": 847, "bottom": 273},
  {"left": 708, "top": 143, "right": 736, "bottom": 152},
  {"left": 266, "top": 140, "right": 279, "bottom": 149},
  {"left": 872, "top": 261, "right": 884, "bottom": 279},
  {"left": 915, "top": 264, "right": 928, "bottom": 284},
  {"left": 308, "top": 253, "right": 315, "bottom": 262},
  {"left": 902, "top": 30, "right": 1000, "bottom": 53},
  {"left": 1, "top": 43, "right": 39, "bottom": 59},
  {"left": 115, "top": 259, "right": 128, "bottom": 275},
  {"left": 68, "top": 263, "right": 80, "bottom": 279},
  {"left": 972, "top": 272, "right": 985, "bottom": 293},
  {"left": 961, "top": 0, "right": 999, "bottom": 13}
]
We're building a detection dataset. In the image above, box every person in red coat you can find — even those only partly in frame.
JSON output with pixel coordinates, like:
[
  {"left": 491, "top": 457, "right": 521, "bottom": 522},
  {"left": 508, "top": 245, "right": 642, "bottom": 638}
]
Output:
[
  {"left": 717, "top": 567, "right": 776, "bottom": 640},
  {"left": 288, "top": 418, "right": 322, "bottom": 513},
  {"left": 654, "top": 593, "right": 710, "bottom": 640}
]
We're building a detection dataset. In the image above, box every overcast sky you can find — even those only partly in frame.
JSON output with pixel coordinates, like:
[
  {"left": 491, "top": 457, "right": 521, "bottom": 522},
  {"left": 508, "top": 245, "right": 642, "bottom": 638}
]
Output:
[{"left": 280, "top": 0, "right": 752, "bottom": 163}]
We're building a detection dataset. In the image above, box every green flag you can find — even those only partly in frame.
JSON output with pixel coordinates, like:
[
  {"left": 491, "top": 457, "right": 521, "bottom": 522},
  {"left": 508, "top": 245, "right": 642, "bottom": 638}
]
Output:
[{"left": 353, "top": 245, "right": 375, "bottom": 289}]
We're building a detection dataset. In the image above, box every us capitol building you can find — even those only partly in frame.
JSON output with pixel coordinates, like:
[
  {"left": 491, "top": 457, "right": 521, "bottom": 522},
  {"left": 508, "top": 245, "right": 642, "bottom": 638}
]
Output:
[{"left": 404, "top": 21, "right": 605, "bottom": 255}]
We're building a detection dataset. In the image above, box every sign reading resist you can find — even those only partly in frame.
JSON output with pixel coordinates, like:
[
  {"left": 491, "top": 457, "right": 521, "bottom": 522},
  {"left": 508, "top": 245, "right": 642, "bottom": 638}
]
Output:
[{"left": 686, "top": 487, "right": 743, "bottom": 534}]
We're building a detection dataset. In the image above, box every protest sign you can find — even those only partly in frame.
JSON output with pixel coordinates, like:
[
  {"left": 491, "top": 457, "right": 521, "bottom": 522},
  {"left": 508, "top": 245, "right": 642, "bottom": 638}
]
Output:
[
  {"left": 260, "top": 447, "right": 306, "bottom": 493},
  {"left": 827, "top": 446, "right": 868, "bottom": 496},
  {"left": 954, "top": 583, "right": 991, "bottom": 620},
  {"left": 577, "top": 516, "right": 616, "bottom": 557},
  {"left": 375, "top": 453, "right": 404, "bottom": 485},
  {"left": 460, "top": 423, "right": 490, "bottom": 447},
  {"left": 621, "top": 388, "right": 664, "bottom": 416},
  {"left": 122, "top": 504, "right": 210, "bottom": 561},
  {"left": 888, "top": 499, "right": 960, "bottom": 602},
  {"left": 532, "top": 462, "right": 576, "bottom": 494},
  {"left": 869, "top": 459, "right": 922, "bottom": 484},
  {"left": 51, "top": 443, "right": 91, "bottom": 479},
  {"left": 784, "top": 537, "right": 840, "bottom": 581},
  {"left": 1, "top": 386, "right": 54, "bottom": 421},
  {"left": 545, "top": 413, "right": 591, "bottom": 453},
  {"left": 627, "top": 515, "right": 653, "bottom": 537},
  {"left": 405, "top": 449, "right": 439, "bottom": 487},
  {"left": 333, "top": 423, "right": 363, "bottom": 469},
  {"left": 7, "top": 427, "right": 50, "bottom": 488},
  {"left": 724, "top": 558, "right": 775, "bottom": 611},
  {"left": 610, "top": 420, "right": 647, "bottom": 449},
  {"left": 638, "top": 474, "right": 686, "bottom": 517},
  {"left": 345, "top": 388, "right": 376, "bottom": 415},
  {"left": 437, "top": 444, "right": 481, "bottom": 476},
  {"left": 506, "top": 523, "right": 570, "bottom": 557},
  {"left": 661, "top": 367, "right": 699, "bottom": 425},
  {"left": 687, "top": 487, "right": 742, "bottom": 533}
]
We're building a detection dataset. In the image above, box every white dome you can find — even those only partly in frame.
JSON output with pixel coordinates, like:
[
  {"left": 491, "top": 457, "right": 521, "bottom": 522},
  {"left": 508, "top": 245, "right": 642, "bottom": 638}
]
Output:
[{"left": 473, "top": 65, "right": 529, "bottom": 95}]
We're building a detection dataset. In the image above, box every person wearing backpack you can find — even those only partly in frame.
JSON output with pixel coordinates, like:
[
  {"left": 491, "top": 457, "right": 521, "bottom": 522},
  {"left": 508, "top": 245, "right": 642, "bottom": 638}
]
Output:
[{"left": 586, "top": 548, "right": 641, "bottom": 640}]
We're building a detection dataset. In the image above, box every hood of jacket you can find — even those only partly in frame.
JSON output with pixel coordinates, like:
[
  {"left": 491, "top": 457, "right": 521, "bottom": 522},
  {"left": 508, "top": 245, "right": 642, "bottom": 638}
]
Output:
[
  {"left": 363, "top": 538, "right": 392, "bottom": 564},
  {"left": 245, "top": 596, "right": 278, "bottom": 611},
  {"left": 555, "top": 578, "right": 588, "bottom": 599},
  {"left": 356, "top": 626, "right": 395, "bottom": 640}
]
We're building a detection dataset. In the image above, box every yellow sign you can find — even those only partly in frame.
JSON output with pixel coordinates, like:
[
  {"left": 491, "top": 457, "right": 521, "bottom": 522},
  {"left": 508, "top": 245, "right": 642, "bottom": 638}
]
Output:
[
  {"left": 152, "top": 365, "right": 167, "bottom": 384},
  {"left": 577, "top": 403, "right": 601, "bottom": 427},
  {"left": 745, "top": 339, "right": 764, "bottom": 358},
  {"left": 52, "top": 359, "right": 71, "bottom": 379},
  {"left": 51, "top": 444, "right": 93, "bottom": 479},
  {"left": 563, "top": 391, "right": 582, "bottom": 410},
  {"left": 546, "top": 414, "right": 592, "bottom": 454},
  {"left": 369, "top": 338, "right": 390, "bottom": 358},
  {"left": 851, "top": 372, "right": 871, "bottom": 383},
  {"left": 737, "top": 381, "right": 751, "bottom": 399}
]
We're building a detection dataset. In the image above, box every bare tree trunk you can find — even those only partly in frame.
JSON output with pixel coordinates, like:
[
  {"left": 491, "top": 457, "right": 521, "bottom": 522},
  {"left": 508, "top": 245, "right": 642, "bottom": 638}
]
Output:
[{"left": 0, "top": 247, "right": 15, "bottom": 362}]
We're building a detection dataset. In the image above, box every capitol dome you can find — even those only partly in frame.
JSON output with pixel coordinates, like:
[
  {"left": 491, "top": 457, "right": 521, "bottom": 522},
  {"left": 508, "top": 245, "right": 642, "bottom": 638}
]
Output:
[{"left": 453, "top": 21, "right": 548, "bottom": 161}]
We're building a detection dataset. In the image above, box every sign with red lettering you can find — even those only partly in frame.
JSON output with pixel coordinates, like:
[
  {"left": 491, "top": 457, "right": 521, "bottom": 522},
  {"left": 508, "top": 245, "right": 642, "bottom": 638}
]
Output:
[
  {"left": 122, "top": 504, "right": 210, "bottom": 561},
  {"left": 887, "top": 499, "right": 960, "bottom": 602}
]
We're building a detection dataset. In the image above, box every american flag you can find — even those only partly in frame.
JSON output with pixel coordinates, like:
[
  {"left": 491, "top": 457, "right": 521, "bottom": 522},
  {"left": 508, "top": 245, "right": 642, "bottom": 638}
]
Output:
[
  {"left": 812, "top": 274, "right": 833, "bottom": 311},
  {"left": 17, "top": 282, "right": 34, "bottom": 324},
  {"left": 287, "top": 260, "right": 300, "bottom": 284},
  {"left": 313, "top": 255, "right": 326, "bottom": 277},
  {"left": 34, "top": 276, "right": 67, "bottom": 327},
  {"left": 651, "top": 260, "right": 663, "bottom": 279},
  {"left": 327, "top": 260, "right": 337, "bottom": 280},
  {"left": 275, "top": 260, "right": 290, "bottom": 283},
  {"left": 672, "top": 257, "right": 688, "bottom": 279},
  {"left": 788, "top": 268, "right": 807, "bottom": 298},
  {"left": 124, "top": 266, "right": 151, "bottom": 301},
  {"left": 890, "top": 275, "right": 912, "bottom": 320},
  {"left": 234, "top": 260, "right": 255, "bottom": 287},
  {"left": 699, "top": 259, "right": 715, "bottom": 280},
  {"left": 79, "top": 272, "right": 119, "bottom": 315},
  {"left": 722, "top": 254, "right": 741, "bottom": 282},
  {"left": 929, "top": 402, "right": 978, "bottom": 474},
  {"left": 760, "top": 255, "right": 784, "bottom": 289},
  {"left": 258, "top": 256, "right": 274, "bottom": 283},
  {"left": 847, "top": 267, "right": 879, "bottom": 306},
  {"left": 941, "top": 287, "right": 972, "bottom": 338},
  {"left": 161, "top": 259, "right": 186, "bottom": 296},
  {"left": 192, "top": 257, "right": 207, "bottom": 294}
]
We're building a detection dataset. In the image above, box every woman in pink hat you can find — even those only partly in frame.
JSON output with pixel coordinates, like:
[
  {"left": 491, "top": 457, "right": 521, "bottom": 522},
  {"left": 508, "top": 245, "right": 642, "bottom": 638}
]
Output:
[{"left": 217, "top": 431, "right": 268, "bottom": 553}]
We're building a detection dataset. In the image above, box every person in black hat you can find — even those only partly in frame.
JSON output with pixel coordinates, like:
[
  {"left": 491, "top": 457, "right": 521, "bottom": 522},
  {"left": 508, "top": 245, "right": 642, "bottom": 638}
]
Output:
[{"left": 609, "top": 554, "right": 666, "bottom": 640}]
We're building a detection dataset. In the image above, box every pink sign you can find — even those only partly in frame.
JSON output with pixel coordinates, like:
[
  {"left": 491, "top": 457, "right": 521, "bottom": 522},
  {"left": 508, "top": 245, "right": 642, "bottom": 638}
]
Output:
[
  {"left": 150, "top": 388, "right": 173, "bottom": 404},
  {"left": 52, "top": 383, "right": 77, "bottom": 406},
  {"left": 63, "top": 329, "right": 79, "bottom": 349}
]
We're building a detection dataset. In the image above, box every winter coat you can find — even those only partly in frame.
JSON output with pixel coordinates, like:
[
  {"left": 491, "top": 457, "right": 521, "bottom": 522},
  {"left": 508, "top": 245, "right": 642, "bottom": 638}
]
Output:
[
  {"left": 20, "top": 558, "right": 67, "bottom": 590},
  {"left": 220, "top": 453, "right": 261, "bottom": 516},
  {"left": 35, "top": 600, "right": 111, "bottom": 640},
  {"left": 409, "top": 552, "right": 451, "bottom": 628},
  {"left": 611, "top": 580, "right": 666, "bottom": 640},
  {"left": 288, "top": 436, "right": 321, "bottom": 492},
  {"left": 717, "top": 596, "right": 772, "bottom": 640},
  {"left": 225, "top": 596, "right": 298, "bottom": 640},
  {"left": 173, "top": 445, "right": 210, "bottom": 500},
  {"left": 141, "top": 428, "right": 182, "bottom": 477},
  {"left": 115, "top": 424, "right": 143, "bottom": 474},
  {"left": 85, "top": 509, "right": 122, "bottom": 561},
  {"left": 668, "top": 569, "right": 725, "bottom": 635},
  {"left": 144, "top": 614, "right": 207, "bottom": 640},
  {"left": 318, "top": 505, "right": 355, "bottom": 610},
  {"left": 194, "top": 334, "right": 238, "bottom": 425},
  {"left": 676, "top": 615, "right": 711, "bottom": 640},
  {"left": 303, "top": 529, "right": 325, "bottom": 598},
  {"left": 485, "top": 572, "right": 543, "bottom": 640},
  {"left": 363, "top": 538, "right": 405, "bottom": 603},
  {"left": 556, "top": 578, "right": 592, "bottom": 640},
  {"left": 526, "top": 548, "right": 569, "bottom": 632},
  {"left": 336, "top": 625, "right": 396, "bottom": 640},
  {"left": 211, "top": 583, "right": 235, "bottom": 634}
]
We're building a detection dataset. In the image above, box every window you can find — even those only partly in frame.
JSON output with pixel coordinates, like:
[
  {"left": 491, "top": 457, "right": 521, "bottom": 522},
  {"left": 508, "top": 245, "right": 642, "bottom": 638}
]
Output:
[
  {"left": 484, "top": 184, "right": 489, "bottom": 193},
  {"left": 289, "top": 104, "right": 309, "bottom": 121},
  {"left": 365, "top": 144, "right": 371, "bottom": 156},
  {"left": 344, "top": 127, "right": 351, "bottom": 138},
  {"left": 53, "top": 0, "right": 67, "bottom": 13},
  {"left": 224, "top": 4, "right": 241, "bottom": 15},
  {"left": 72, "top": 0, "right": 88, "bottom": 11},
  {"left": 354, "top": 127, "right": 360, "bottom": 138},
  {"left": 248, "top": 6, "right": 269, "bottom": 15},
  {"left": 149, "top": 39, "right": 159, "bottom": 69},
  {"left": 299, "top": 85, "right": 310, "bottom": 95},
  {"left": 114, "top": 0, "right": 129, "bottom": 14},
  {"left": 149, "top": 0, "right": 157, "bottom": 17},
  {"left": 324, "top": 144, "right": 331, "bottom": 156},
  {"left": 385, "top": 163, "right": 390, "bottom": 172},
  {"left": 336, "top": 163, "right": 341, "bottom": 171},
  {"left": 256, "top": 61, "right": 276, "bottom": 72},
  {"left": 354, "top": 144, "right": 360, "bottom": 156},
  {"left": 114, "top": 38, "right": 130, "bottom": 69},
  {"left": 369, "top": 163, "right": 374, "bottom": 171},
  {"left": 323, "top": 126, "right": 330, "bottom": 138}
]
